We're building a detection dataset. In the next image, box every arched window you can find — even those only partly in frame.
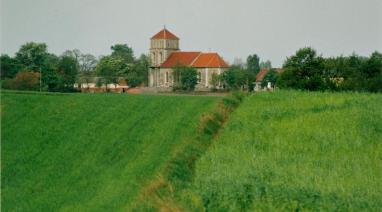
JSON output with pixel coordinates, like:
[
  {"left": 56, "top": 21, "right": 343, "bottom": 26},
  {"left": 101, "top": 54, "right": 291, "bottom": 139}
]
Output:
[
  {"left": 198, "top": 72, "right": 202, "bottom": 83},
  {"left": 159, "top": 52, "right": 163, "bottom": 64},
  {"left": 165, "top": 72, "right": 169, "bottom": 83}
]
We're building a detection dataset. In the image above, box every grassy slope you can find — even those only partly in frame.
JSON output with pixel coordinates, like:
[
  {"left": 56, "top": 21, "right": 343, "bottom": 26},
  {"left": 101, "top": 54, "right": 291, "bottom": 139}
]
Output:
[
  {"left": 1, "top": 92, "right": 219, "bottom": 211},
  {"left": 190, "top": 91, "right": 382, "bottom": 211}
]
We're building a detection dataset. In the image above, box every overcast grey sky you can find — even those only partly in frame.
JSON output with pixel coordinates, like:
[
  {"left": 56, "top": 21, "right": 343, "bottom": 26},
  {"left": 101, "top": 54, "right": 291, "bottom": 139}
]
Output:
[{"left": 1, "top": 0, "right": 381, "bottom": 67}]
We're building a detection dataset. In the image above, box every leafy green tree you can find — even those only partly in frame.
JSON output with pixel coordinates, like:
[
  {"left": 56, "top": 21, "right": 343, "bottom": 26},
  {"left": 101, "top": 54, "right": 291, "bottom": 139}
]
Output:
[
  {"left": 261, "top": 69, "right": 279, "bottom": 87},
  {"left": 247, "top": 54, "right": 260, "bottom": 74},
  {"left": 0, "top": 54, "right": 24, "bottom": 79},
  {"left": 132, "top": 54, "right": 150, "bottom": 86},
  {"left": 173, "top": 65, "right": 198, "bottom": 91},
  {"left": 111, "top": 44, "right": 135, "bottom": 63},
  {"left": 222, "top": 66, "right": 255, "bottom": 90},
  {"left": 279, "top": 47, "right": 328, "bottom": 90},
  {"left": 57, "top": 56, "right": 79, "bottom": 90},
  {"left": 362, "top": 51, "right": 382, "bottom": 92},
  {"left": 15, "top": 42, "right": 49, "bottom": 71},
  {"left": 95, "top": 56, "right": 125, "bottom": 90},
  {"left": 41, "top": 53, "right": 60, "bottom": 91}
]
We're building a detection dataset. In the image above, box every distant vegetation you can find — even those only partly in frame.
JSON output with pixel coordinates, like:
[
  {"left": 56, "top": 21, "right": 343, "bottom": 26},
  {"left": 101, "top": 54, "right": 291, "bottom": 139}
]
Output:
[
  {"left": 3, "top": 42, "right": 380, "bottom": 93},
  {"left": 1, "top": 42, "right": 149, "bottom": 92},
  {"left": 278, "top": 47, "right": 382, "bottom": 92},
  {"left": 1, "top": 91, "right": 219, "bottom": 211}
]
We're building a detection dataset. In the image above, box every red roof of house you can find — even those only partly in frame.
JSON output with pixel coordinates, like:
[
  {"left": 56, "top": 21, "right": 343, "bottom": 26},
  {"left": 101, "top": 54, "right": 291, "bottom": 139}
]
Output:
[
  {"left": 256, "top": 68, "right": 284, "bottom": 82},
  {"left": 160, "top": 52, "right": 229, "bottom": 68},
  {"left": 151, "top": 29, "right": 179, "bottom": 40}
]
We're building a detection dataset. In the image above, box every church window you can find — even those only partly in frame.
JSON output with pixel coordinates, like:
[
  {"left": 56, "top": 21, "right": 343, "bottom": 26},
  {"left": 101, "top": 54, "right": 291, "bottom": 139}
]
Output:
[
  {"left": 165, "top": 72, "right": 169, "bottom": 83},
  {"left": 198, "top": 72, "right": 202, "bottom": 83}
]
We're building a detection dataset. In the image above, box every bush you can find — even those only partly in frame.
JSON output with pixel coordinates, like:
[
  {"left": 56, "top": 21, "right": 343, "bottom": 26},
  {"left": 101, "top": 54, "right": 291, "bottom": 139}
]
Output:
[{"left": 2, "top": 71, "right": 40, "bottom": 91}]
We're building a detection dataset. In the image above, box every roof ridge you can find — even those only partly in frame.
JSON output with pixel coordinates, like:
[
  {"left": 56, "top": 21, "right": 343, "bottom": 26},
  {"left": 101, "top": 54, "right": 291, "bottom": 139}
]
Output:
[{"left": 190, "top": 52, "right": 203, "bottom": 66}]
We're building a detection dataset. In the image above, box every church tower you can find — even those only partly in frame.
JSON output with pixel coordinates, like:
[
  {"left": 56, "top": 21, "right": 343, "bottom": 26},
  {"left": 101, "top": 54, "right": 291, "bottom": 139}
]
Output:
[{"left": 150, "top": 27, "right": 179, "bottom": 67}]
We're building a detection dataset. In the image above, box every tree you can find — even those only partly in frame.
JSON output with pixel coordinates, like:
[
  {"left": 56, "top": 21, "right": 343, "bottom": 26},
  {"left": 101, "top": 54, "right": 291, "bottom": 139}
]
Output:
[
  {"left": 111, "top": 44, "right": 135, "bottom": 64},
  {"left": 79, "top": 53, "right": 98, "bottom": 73},
  {"left": 0, "top": 54, "right": 24, "bottom": 79},
  {"left": 260, "top": 60, "right": 272, "bottom": 69},
  {"left": 222, "top": 66, "right": 255, "bottom": 90},
  {"left": 132, "top": 54, "right": 150, "bottom": 86},
  {"left": 2, "top": 71, "right": 40, "bottom": 91},
  {"left": 15, "top": 42, "right": 49, "bottom": 71},
  {"left": 57, "top": 55, "right": 79, "bottom": 90},
  {"left": 247, "top": 54, "right": 260, "bottom": 74},
  {"left": 95, "top": 56, "right": 125, "bottom": 90},
  {"left": 62, "top": 49, "right": 81, "bottom": 61},
  {"left": 41, "top": 53, "right": 60, "bottom": 91},
  {"left": 279, "top": 47, "right": 328, "bottom": 90},
  {"left": 362, "top": 51, "right": 382, "bottom": 92},
  {"left": 173, "top": 65, "right": 198, "bottom": 91},
  {"left": 261, "top": 69, "right": 279, "bottom": 87}
]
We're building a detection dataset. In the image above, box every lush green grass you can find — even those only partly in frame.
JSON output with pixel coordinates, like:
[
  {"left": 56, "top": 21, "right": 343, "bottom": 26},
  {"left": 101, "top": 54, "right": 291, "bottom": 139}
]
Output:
[
  {"left": 1, "top": 92, "right": 219, "bottom": 211},
  {"left": 189, "top": 91, "right": 382, "bottom": 211}
]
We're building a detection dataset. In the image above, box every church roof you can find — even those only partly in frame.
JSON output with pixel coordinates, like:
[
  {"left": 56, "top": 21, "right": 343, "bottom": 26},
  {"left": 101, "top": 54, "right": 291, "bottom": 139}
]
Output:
[
  {"left": 160, "top": 52, "right": 229, "bottom": 68},
  {"left": 151, "top": 29, "right": 179, "bottom": 40}
]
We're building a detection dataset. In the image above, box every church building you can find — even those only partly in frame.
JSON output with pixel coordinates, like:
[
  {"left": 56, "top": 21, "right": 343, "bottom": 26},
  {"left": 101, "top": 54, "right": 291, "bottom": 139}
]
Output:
[{"left": 148, "top": 28, "right": 229, "bottom": 89}]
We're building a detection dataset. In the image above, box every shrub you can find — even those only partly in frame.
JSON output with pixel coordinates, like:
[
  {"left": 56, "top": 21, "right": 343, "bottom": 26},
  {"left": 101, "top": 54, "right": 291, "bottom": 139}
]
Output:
[{"left": 2, "top": 71, "right": 40, "bottom": 91}]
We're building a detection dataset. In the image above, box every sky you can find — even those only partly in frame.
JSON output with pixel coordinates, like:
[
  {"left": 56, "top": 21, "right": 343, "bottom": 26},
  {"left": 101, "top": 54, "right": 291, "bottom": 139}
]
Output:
[{"left": 1, "top": 0, "right": 381, "bottom": 67}]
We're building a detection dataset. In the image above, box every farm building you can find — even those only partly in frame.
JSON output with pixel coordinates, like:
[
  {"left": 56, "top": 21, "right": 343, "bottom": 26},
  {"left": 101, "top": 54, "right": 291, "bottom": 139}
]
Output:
[
  {"left": 254, "top": 68, "right": 284, "bottom": 91},
  {"left": 148, "top": 27, "right": 229, "bottom": 90}
]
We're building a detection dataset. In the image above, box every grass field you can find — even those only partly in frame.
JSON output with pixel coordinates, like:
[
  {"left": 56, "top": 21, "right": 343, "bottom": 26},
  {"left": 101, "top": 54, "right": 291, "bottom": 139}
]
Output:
[
  {"left": 2, "top": 91, "right": 381, "bottom": 211},
  {"left": 188, "top": 91, "right": 382, "bottom": 211},
  {"left": 1, "top": 92, "right": 219, "bottom": 211}
]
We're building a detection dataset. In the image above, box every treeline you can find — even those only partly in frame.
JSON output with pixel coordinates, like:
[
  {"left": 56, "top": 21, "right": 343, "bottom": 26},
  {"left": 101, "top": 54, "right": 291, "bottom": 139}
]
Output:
[
  {"left": 278, "top": 47, "right": 382, "bottom": 92},
  {"left": 1, "top": 42, "right": 149, "bottom": 92}
]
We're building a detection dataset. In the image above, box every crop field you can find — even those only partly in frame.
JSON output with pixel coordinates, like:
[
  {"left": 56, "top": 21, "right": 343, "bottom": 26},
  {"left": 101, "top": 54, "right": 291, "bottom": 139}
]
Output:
[
  {"left": 1, "top": 92, "right": 219, "bottom": 211},
  {"left": 2, "top": 90, "right": 381, "bottom": 211},
  {"left": 188, "top": 91, "right": 382, "bottom": 211}
]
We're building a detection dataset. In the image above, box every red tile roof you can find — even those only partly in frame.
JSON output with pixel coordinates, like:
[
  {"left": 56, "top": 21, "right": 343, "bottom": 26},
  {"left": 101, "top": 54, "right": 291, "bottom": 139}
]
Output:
[
  {"left": 192, "top": 53, "right": 229, "bottom": 68},
  {"left": 160, "top": 52, "right": 229, "bottom": 68},
  {"left": 256, "top": 69, "right": 270, "bottom": 82},
  {"left": 151, "top": 29, "right": 179, "bottom": 40},
  {"left": 256, "top": 68, "right": 284, "bottom": 82},
  {"left": 160, "top": 52, "right": 201, "bottom": 68}
]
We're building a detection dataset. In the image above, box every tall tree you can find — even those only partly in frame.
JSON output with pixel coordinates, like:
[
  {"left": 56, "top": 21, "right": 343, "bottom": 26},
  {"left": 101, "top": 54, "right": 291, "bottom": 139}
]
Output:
[
  {"left": 79, "top": 53, "right": 98, "bottom": 73},
  {"left": 95, "top": 56, "right": 125, "bottom": 90},
  {"left": 247, "top": 54, "right": 260, "bottom": 74},
  {"left": 15, "top": 42, "right": 49, "bottom": 71},
  {"left": 279, "top": 47, "right": 327, "bottom": 90},
  {"left": 57, "top": 55, "right": 79, "bottom": 90},
  {"left": 111, "top": 44, "right": 135, "bottom": 64}
]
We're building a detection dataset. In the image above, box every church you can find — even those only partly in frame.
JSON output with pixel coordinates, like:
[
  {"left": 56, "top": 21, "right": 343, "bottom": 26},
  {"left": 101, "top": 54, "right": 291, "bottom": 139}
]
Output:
[{"left": 148, "top": 28, "right": 229, "bottom": 90}]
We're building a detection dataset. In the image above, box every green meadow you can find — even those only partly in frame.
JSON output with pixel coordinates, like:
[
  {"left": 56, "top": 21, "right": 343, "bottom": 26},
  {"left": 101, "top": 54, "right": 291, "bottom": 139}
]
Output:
[
  {"left": 1, "top": 92, "right": 219, "bottom": 211},
  {"left": 188, "top": 91, "right": 382, "bottom": 211},
  {"left": 1, "top": 91, "right": 382, "bottom": 211}
]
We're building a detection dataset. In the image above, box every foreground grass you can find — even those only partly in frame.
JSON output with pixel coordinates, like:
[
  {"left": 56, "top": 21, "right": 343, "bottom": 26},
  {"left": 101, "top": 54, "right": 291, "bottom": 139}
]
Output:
[
  {"left": 1, "top": 92, "right": 219, "bottom": 211},
  {"left": 189, "top": 91, "right": 382, "bottom": 211}
]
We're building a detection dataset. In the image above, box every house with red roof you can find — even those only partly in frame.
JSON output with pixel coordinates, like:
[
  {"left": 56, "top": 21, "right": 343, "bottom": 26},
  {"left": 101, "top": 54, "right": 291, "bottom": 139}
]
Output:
[{"left": 149, "top": 27, "right": 229, "bottom": 89}]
